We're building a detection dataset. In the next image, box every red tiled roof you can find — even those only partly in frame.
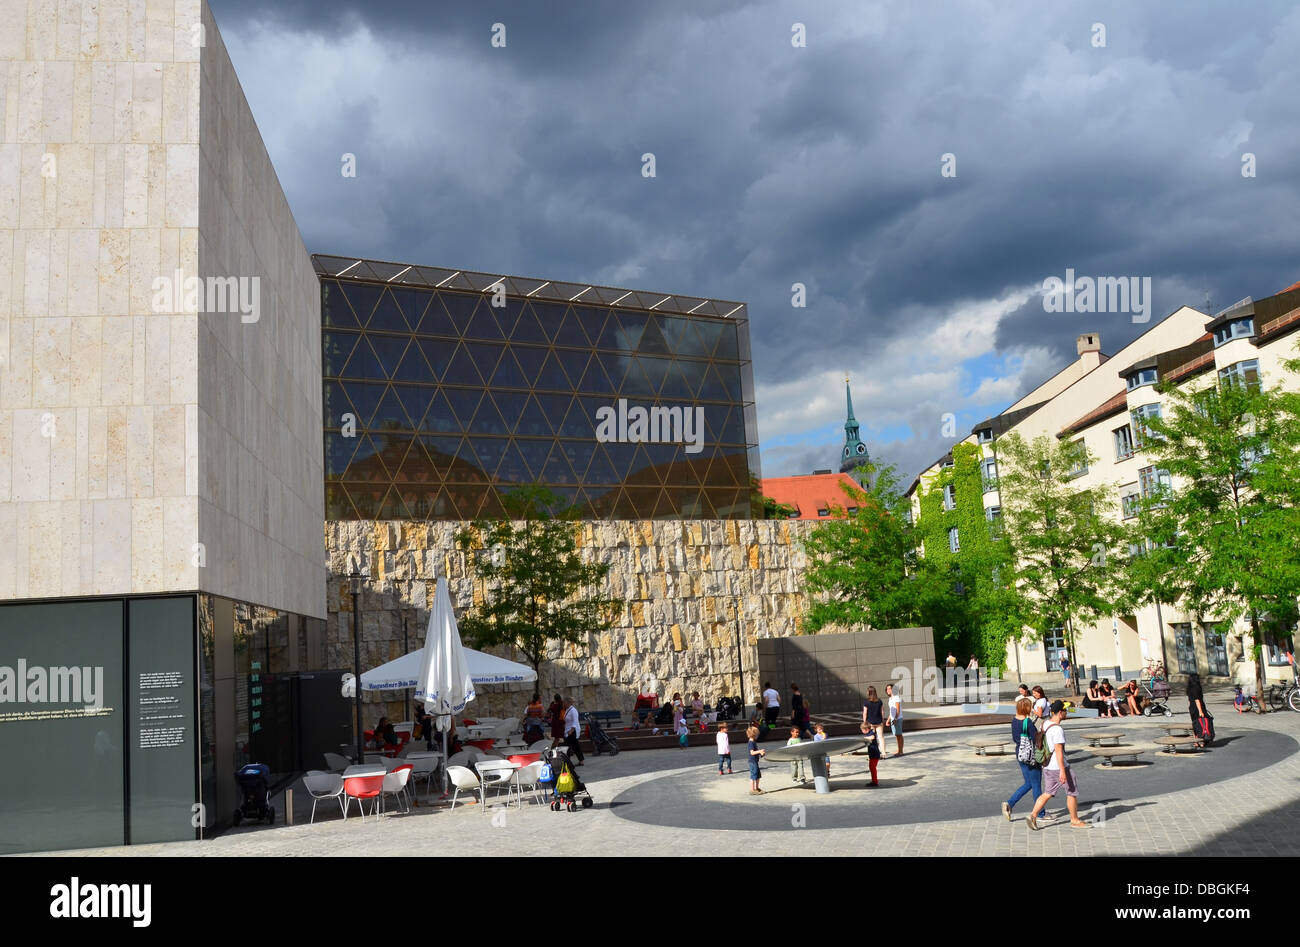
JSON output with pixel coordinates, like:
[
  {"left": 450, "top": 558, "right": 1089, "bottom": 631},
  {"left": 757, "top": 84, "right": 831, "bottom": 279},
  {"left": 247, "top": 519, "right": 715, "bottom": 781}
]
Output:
[
  {"left": 1059, "top": 389, "right": 1126, "bottom": 438},
  {"left": 760, "top": 473, "right": 862, "bottom": 520},
  {"left": 1281, "top": 280, "right": 1300, "bottom": 293}
]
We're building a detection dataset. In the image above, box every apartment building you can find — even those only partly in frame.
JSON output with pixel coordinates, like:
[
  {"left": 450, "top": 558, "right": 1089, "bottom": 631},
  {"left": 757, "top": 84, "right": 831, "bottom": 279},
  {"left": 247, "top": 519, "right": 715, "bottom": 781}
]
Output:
[{"left": 907, "top": 284, "right": 1300, "bottom": 686}]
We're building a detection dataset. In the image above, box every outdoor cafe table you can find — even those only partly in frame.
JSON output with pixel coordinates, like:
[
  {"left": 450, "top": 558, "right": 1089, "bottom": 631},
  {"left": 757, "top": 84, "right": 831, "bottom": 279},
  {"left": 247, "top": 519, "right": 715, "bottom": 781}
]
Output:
[
  {"left": 475, "top": 758, "right": 522, "bottom": 808},
  {"left": 760, "top": 737, "right": 869, "bottom": 794}
]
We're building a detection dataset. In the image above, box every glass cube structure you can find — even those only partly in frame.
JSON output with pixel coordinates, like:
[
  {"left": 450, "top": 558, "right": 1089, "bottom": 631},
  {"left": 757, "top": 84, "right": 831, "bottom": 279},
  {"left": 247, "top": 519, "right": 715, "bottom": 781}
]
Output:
[{"left": 314, "top": 255, "right": 760, "bottom": 520}]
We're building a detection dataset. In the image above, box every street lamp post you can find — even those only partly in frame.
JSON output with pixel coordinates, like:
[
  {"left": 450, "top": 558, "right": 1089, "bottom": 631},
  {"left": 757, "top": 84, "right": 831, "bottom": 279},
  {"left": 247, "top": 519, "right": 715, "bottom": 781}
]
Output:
[{"left": 348, "top": 569, "right": 365, "bottom": 764}]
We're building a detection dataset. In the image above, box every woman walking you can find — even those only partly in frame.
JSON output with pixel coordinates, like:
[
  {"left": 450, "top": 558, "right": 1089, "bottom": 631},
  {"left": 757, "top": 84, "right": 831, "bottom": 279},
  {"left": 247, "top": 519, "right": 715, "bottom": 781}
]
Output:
[
  {"left": 1187, "top": 673, "right": 1213, "bottom": 747},
  {"left": 862, "top": 686, "right": 886, "bottom": 751},
  {"left": 1002, "top": 697, "right": 1044, "bottom": 822}
]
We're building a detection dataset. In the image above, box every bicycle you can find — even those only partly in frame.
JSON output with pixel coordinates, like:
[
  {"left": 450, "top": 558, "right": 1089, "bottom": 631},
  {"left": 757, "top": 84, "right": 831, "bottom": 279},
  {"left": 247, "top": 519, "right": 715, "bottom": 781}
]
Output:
[
  {"left": 1234, "top": 686, "right": 1262, "bottom": 714},
  {"left": 1264, "top": 680, "right": 1299, "bottom": 713}
]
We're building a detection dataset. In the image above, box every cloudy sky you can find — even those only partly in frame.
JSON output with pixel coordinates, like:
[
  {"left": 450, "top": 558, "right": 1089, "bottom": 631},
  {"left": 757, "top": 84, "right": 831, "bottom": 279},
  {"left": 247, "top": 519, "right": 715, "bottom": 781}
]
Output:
[{"left": 210, "top": 0, "right": 1300, "bottom": 483}]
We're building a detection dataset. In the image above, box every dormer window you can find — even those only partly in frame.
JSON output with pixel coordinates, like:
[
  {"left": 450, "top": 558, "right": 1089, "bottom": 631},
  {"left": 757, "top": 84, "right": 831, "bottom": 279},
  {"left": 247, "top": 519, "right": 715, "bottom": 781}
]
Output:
[
  {"left": 976, "top": 427, "right": 994, "bottom": 444},
  {"left": 1125, "top": 367, "right": 1158, "bottom": 391},
  {"left": 1213, "top": 317, "right": 1255, "bottom": 347}
]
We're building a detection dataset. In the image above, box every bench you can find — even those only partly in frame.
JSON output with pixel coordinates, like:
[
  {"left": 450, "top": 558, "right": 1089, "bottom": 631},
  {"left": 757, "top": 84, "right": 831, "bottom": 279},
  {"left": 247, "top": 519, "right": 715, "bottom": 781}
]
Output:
[
  {"left": 1089, "top": 746, "right": 1146, "bottom": 766},
  {"left": 1154, "top": 735, "right": 1201, "bottom": 754},
  {"left": 968, "top": 739, "right": 1013, "bottom": 756},
  {"left": 587, "top": 710, "right": 624, "bottom": 731},
  {"left": 1158, "top": 723, "right": 1193, "bottom": 737},
  {"left": 1080, "top": 731, "right": 1125, "bottom": 747}
]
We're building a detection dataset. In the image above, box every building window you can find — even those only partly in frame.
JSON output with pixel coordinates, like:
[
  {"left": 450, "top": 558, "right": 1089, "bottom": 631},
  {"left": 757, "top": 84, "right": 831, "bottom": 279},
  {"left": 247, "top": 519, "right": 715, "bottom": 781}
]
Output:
[
  {"left": 1131, "top": 404, "right": 1162, "bottom": 448},
  {"left": 1113, "top": 425, "right": 1134, "bottom": 461},
  {"left": 1121, "top": 489, "right": 1140, "bottom": 519},
  {"left": 1173, "top": 623, "right": 1198, "bottom": 674},
  {"left": 1213, "top": 316, "right": 1255, "bottom": 347},
  {"left": 942, "top": 484, "right": 956, "bottom": 511},
  {"left": 940, "top": 458, "right": 954, "bottom": 470},
  {"left": 846, "top": 506, "right": 858, "bottom": 515},
  {"left": 976, "top": 427, "right": 994, "bottom": 444},
  {"left": 986, "top": 505, "right": 1002, "bottom": 539},
  {"left": 786, "top": 510, "right": 799, "bottom": 519},
  {"left": 980, "top": 457, "right": 998, "bottom": 491},
  {"left": 1218, "top": 359, "right": 1261, "bottom": 392},
  {"left": 1125, "top": 367, "right": 1158, "bottom": 391},
  {"left": 1064, "top": 440, "right": 1088, "bottom": 479},
  {"left": 1265, "top": 629, "right": 1295, "bottom": 666},
  {"left": 816, "top": 507, "right": 829, "bottom": 517},
  {"left": 902, "top": 508, "right": 914, "bottom": 526},
  {"left": 1044, "top": 628, "right": 1065, "bottom": 671},
  {"left": 1139, "top": 465, "right": 1171, "bottom": 505},
  {"left": 1204, "top": 623, "right": 1229, "bottom": 677},
  {"left": 947, "top": 527, "right": 960, "bottom": 553}
]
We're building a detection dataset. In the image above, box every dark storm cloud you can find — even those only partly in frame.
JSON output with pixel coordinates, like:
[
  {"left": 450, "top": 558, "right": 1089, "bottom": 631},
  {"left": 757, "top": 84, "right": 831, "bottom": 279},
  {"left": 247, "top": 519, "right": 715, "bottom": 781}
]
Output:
[{"left": 208, "top": 0, "right": 1300, "bottom": 484}]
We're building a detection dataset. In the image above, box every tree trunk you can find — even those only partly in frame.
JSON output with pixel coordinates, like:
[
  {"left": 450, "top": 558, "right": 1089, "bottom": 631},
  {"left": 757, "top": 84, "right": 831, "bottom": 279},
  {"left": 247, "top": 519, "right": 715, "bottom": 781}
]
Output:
[{"left": 1250, "top": 612, "right": 1268, "bottom": 713}]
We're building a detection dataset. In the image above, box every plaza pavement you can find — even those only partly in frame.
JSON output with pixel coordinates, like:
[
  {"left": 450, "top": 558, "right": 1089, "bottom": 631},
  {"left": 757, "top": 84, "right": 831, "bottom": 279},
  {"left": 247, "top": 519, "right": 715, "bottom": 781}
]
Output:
[{"left": 32, "top": 696, "right": 1300, "bottom": 858}]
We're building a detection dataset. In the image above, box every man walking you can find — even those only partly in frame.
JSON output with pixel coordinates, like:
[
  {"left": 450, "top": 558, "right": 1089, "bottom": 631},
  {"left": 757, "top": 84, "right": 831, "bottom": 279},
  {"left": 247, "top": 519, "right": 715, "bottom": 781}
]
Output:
[
  {"left": 1060, "top": 653, "right": 1072, "bottom": 688},
  {"left": 761, "top": 681, "right": 781, "bottom": 732},
  {"left": 885, "top": 682, "right": 904, "bottom": 757},
  {"left": 561, "top": 696, "right": 585, "bottom": 765},
  {"left": 1027, "top": 700, "right": 1090, "bottom": 830}
]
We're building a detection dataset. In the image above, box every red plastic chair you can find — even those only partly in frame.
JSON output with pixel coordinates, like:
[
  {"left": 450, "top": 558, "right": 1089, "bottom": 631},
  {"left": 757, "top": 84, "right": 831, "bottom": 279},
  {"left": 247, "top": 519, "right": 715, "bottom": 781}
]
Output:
[{"left": 342, "top": 774, "right": 385, "bottom": 821}]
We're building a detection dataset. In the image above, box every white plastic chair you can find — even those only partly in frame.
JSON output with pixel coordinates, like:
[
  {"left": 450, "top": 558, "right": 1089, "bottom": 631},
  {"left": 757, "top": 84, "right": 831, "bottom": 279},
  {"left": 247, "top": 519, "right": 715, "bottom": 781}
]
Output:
[
  {"left": 515, "top": 761, "right": 545, "bottom": 806},
  {"left": 476, "top": 760, "right": 517, "bottom": 809},
  {"left": 379, "top": 767, "right": 412, "bottom": 815},
  {"left": 303, "top": 770, "right": 346, "bottom": 823},
  {"left": 407, "top": 754, "right": 442, "bottom": 798},
  {"left": 525, "top": 740, "right": 551, "bottom": 753},
  {"left": 323, "top": 752, "right": 353, "bottom": 772},
  {"left": 446, "top": 765, "right": 480, "bottom": 811}
]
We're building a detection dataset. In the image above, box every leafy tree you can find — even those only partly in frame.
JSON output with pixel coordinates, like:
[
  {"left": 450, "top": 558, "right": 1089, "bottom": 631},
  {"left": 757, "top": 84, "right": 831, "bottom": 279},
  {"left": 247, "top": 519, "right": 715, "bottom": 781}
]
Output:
[
  {"left": 1119, "top": 362, "right": 1300, "bottom": 704},
  {"left": 996, "top": 434, "right": 1125, "bottom": 691},
  {"left": 455, "top": 485, "right": 616, "bottom": 681}
]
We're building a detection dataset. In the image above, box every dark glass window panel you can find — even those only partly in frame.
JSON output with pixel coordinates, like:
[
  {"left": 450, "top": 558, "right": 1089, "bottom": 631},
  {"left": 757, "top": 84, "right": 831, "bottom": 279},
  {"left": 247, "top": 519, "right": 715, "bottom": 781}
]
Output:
[
  {"left": 534, "top": 393, "right": 573, "bottom": 433},
  {"left": 638, "top": 318, "right": 670, "bottom": 355},
  {"left": 703, "top": 405, "right": 730, "bottom": 444},
  {"left": 340, "top": 282, "right": 383, "bottom": 327},
  {"left": 714, "top": 324, "right": 740, "bottom": 360},
  {"left": 540, "top": 443, "right": 577, "bottom": 484},
  {"left": 323, "top": 331, "right": 359, "bottom": 376},
  {"left": 416, "top": 298, "right": 458, "bottom": 339},
  {"left": 377, "top": 485, "right": 413, "bottom": 520},
  {"left": 477, "top": 488, "right": 506, "bottom": 519},
  {"left": 417, "top": 339, "right": 454, "bottom": 381},
  {"left": 392, "top": 384, "right": 436, "bottom": 430},
  {"left": 443, "top": 484, "right": 484, "bottom": 518},
  {"left": 343, "top": 483, "right": 386, "bottom": 519},
  {"left": 465, "top": 341, "right": 503, "bottom": 382},
  {"left": 491, "top": 348, "right": 529, "bottom": 389},
  {"left": 368, "top": 292, "right": 410, "bottom": 333},
  {"left": 578, "top": 355, "right": 615, "bottom": 395},
  {"left": 697, "top": 364, "right": 730, "bottom": 401},
  {"left": 676, "top": 359, "right": 709, "bottom": 398},
  {"left": 643, "top": 441, "right": 682, "bottom": 477},
  {"left": 397, "top": 486, "right": 437, "bottom": 521},
  {"left": 511, "top": 304, "right": 549, "bottom": 344},
  {"left": 650, "top": 488, "right": 677, "bottom": 518},
  {"left": 639, "top": 356, "right": 670, "bottom": 394},
  {"left": 470, "top": 393, "right": 509, "bottom": 435},
  {"left": 370, "top": 386, "right": 410, "bottom": 431},
  {"left": 659, "top": 315, "right": 692, "bottom": 354},
  {"left": 658, "top": 360, "right": 695, "bottom": 399},
  {"left": 516, "top": 438, "right": 552, "bottom": 480},
  {"left": 429, "top": 486, "right": 455, "bottom": 518},
  {"left": 341, "top": 381, "right": 386, "bottom": 427},
  {"left": 323, "top": 381, "right": 352, "bottom": 426},
  {"left": 468, "top": 437, "right": 509, "bottom": 479},
  {"left": 494, "top": 441, "right": 532, "bottom": 484},
  {"left": 531, "top": 302, "right": 567, "bottom": 341},
  {"left": 421, "top": 434, "right": 465, "bottom": 475},
  {"left": 630, "top": 444, "right": 660, "bottom": 483},
  {"left": 440, "top": 343, "right": 484, "bottom": 386},
  {"left": 390, "top": 287, "right": 431, "bottom": 328},
  {"left": 326, "top": 482, "right": 357, "bottom": 518},
  {"left": 439, "top": 291, "right": 479, "bottom": 334},
  {"left": 536, "top": 351, "right": 570, "bottom": 391},
  {"left": 585, "top": 445, "right": 619, "bottom": 484},
  {"left": 703, "top": 487, "right": 739, "bottom": 517},
  {"left": 369, "top": 433, "right": 412, "bottom": 474},
  {"left": 553, "top": 308, "right": 590, "bottom": 347},
  {"left": 696, "top": 489, "right": 718, "bottom": 518},
  {"left": 322, "top": 281, "right": 358, "bottom": 327},
  {"left": 346, "top": 436, "right": 390, "bottom": 482},
  {"left": 555, "top": 349, "right": 590, "bottom": 388},
  {"left": 513, "top": 346, "right": 548, "bottom": 386},
  {"left": 449, "top": 439, "right": 489, "bottom": 484},
  {"left": 623, "top": 486, "right": 660, "bottom": 518},
  {"left": 393, "top": 440, "right": 437, "bottom": 483},
  {"left": 421, "top": 389, "right": 460, "bottom": 434},
  {"left": 721, "top": 406, "right": 747, "bottom": 445},
  {"left": 690, "top": 319, "right": 724, "bottom": 358},
  {"left": 511, "top": 394, "right": 553, "bottom": 437},
  {"left": 368, "top": 334, "right": 411, "bottom": 379},
  {"left": 341, "top": 335, "right": 385, "bottom": 379},
  {"left": 557, "top": 397, "right": 597, "bottom": 438},
  {"left": 561, "top": 440, "right": 596, "bottom": 480},
  {"left": 667, "top": 486, "right": 706, "bottom": 517},
  {"left": 612, "top": 310, "right": 647, "bottom": 351},
  {"left": 490, "top": 298, "right": 525, "bottom": 339},
  {"left": 620, "top": 357, "right": 656, "bottom": 397},
  {"left": 463, "top": 303, "right": 505, "bottom": 340},
  {"left": 392, "top": 343, "right": 435, "bottom": 383},
  {"left": 443, "top": 388, "right": 484, "bottom": 429},
  {"left": 573, "top": 306, "right": 609, "bottom": 347},
  {"left": 325, "top": 431, "right": 359, "bottom": 480},
  {"left": 603, "top": 441, "right": 640, "bottom": 480},
  {"left": 599, "top": 352, "right": 633, "bottom": 392}
]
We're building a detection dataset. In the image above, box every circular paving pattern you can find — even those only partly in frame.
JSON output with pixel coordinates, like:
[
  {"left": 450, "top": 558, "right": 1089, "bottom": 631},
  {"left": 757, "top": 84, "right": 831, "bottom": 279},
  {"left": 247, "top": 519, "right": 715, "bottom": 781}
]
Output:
[{"left": 608, "top": 724, "right": 1298, "bottom": 832}]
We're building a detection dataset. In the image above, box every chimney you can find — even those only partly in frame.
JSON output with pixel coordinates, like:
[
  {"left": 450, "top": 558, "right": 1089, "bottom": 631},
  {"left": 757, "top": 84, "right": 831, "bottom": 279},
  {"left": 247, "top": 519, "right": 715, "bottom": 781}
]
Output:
[{"left": 1076, "top": 332, "right": 1101, "bottom": 369}]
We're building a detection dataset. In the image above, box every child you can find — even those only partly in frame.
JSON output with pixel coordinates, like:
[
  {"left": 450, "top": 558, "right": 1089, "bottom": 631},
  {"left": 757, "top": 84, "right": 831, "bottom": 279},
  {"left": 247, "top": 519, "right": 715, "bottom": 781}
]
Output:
[
  {"left": 716, "top": 721, "right": 732, "bottom": 774},
  {"left": 787, "top": 727, "right": 805, "bottom": 783},
  {"left": 860, "top": 723, "right": 880, "bottom": 786},
  {"left": 746, "top": 725, "right": 765, "bottom": 794},
  {"left": 813, "top": 722, "right": 828, "bottom": 775},
  {"left": 697, "top": 710, "right": 710, "bottom": 733},
  {"left": 675, "top": 712, "right": 689, "bottom": 748}
]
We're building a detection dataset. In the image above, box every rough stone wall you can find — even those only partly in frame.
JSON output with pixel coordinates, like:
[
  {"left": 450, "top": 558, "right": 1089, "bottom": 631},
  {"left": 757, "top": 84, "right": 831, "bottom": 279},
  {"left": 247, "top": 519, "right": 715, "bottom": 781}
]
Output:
[{"left": 325, "top": 519, "right": 814, "bottom": 720}]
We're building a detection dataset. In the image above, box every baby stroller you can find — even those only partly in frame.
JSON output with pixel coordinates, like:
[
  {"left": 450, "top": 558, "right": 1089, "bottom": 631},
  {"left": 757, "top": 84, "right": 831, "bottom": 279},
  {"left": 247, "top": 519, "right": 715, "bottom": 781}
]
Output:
[
  {"left": 541, "top": 747, "right": 593, "bottom": 813},
  {"left": 714, "top": 696, "right": 741, "bottom": 721},
  {"left": 583, "top": 712, "right": 620, "bottom": 756},
  {"left": 232, "top": 762, "right": 275, "bottom": 826},
  {"left": 1140, "top": 677, "right": 1172, "bottom": 716}
]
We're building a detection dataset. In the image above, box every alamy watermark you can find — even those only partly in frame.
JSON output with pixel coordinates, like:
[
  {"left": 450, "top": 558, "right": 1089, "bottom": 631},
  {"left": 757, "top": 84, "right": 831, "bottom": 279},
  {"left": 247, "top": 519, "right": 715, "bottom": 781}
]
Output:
[
  {"left": 151, "top": 270, "right": 261, "bottom": 323},
  {"left": 1042, "top": 268, "right": 1151, "bottom": 323},
  {"left": 0, "top": 660, "right": 105, "bottom": 711},
  {"left": 594, "top": 398, "right": 705, "bottom": 454}
]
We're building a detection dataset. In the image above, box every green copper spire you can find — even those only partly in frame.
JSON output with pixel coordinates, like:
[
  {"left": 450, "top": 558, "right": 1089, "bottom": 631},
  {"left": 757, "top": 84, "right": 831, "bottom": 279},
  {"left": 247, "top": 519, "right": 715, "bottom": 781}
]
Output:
[{"left": 840, "top": 376, "right": 868, "bottom": 479}]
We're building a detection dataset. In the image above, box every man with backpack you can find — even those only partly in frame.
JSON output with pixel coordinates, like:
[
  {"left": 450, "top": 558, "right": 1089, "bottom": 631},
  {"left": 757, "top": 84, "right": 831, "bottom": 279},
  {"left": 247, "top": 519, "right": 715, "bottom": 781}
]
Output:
[{"left": 1027, "top": 700, "right": 1091, "bottom": 831}]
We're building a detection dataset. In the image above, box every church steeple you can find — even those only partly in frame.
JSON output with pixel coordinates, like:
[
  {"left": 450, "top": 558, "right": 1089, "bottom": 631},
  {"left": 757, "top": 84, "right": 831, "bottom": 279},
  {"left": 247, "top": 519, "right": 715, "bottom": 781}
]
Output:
[{"left": 840, "top": 376, "right": 869, "bottom": 481}]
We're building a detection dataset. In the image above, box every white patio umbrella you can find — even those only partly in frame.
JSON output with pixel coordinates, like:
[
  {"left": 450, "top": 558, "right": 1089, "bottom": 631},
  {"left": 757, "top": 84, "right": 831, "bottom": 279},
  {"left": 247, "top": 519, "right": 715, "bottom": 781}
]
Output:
[
  {"left": 416, "top": 576, "right": 477, "bottom": 792},
  {"left": 360, "top": 646, "right": 537, "bottom": 692}
]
